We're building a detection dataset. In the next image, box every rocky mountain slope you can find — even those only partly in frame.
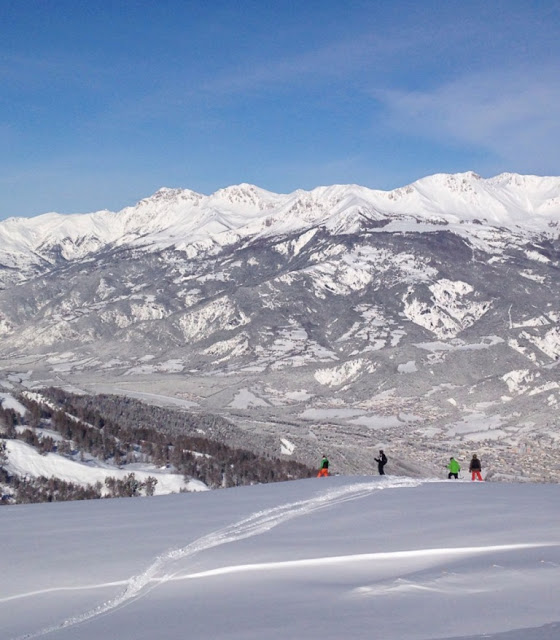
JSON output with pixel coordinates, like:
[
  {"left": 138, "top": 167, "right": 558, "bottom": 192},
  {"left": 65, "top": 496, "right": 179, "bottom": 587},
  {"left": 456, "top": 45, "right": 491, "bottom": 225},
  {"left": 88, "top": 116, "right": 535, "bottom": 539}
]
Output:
[{"left": 0, "top": 172, "right": 559, "bottom": 480}]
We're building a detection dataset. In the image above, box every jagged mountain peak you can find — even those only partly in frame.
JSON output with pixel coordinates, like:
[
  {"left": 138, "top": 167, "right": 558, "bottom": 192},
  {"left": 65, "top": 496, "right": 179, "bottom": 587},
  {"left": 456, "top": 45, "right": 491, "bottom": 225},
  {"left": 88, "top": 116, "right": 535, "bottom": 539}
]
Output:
[
  {"left": 487, "top": 172, "right": 559, "bottom": 187},
  {"left": 383, "top": 171, "right": 560, "bottom": 228},
  {"left": 207, "top": 183, "right": 280, "bottom": 210},
  {"left": 410, "top": 170, "right": 483, "bottom": 187},
  {"left": 137, "top": 187, "right": 204, "bottom": 205},
  {"left": 1, "top": 172, "right": 559, "bottom": 274}
]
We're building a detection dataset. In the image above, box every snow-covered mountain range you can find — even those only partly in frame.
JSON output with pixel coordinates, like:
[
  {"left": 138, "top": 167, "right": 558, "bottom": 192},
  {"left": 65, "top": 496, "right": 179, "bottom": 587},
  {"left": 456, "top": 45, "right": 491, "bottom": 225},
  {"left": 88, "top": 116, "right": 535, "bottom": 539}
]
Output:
[
  {"left": 1, "top": 172, "right": 559, "bottom": 275},
  {"left": 1, "top": 172, "right": 559, "bottom": 480}
]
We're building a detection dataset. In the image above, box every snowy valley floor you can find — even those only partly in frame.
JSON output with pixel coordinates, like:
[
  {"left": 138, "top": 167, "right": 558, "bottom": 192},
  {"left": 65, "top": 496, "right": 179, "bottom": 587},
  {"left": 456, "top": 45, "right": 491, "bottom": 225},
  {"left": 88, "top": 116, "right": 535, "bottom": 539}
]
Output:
[{"left": 3, "top": 476, "right": 560, "bottom": 640}]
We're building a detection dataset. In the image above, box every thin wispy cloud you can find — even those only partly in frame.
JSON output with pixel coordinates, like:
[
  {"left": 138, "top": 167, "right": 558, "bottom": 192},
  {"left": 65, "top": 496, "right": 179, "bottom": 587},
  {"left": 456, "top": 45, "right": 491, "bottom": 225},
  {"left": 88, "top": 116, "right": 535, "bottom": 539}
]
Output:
[
  {"left": 95, "top": 25, "right": 438, "bottom": 133},
  {"left": 196, "top": 30, "right": 424, "bottom": 97},
  {"left": 376, "top": 65, "right": 560, "bottom": 173}
]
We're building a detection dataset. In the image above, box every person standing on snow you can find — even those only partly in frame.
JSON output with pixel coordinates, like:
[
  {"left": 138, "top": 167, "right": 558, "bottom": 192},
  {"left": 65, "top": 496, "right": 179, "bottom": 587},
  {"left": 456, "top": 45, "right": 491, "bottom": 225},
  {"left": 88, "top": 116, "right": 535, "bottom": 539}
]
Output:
[
  {"left": 469, "top": 454, "right": 483, "bottom": 481},
  {"left": 374, "top": 449, "right": 388, "bottom": 475},
  {"left": 447, "top": 457, "right": 460, "bottom": 479},
  {"left": 317, "top": 455, "right": 329, "bottom": 477}
]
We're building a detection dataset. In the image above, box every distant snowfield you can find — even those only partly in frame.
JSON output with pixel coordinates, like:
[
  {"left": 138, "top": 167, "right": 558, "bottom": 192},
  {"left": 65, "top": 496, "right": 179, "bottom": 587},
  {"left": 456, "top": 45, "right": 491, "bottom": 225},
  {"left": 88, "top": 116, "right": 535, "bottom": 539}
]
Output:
[
  {"left": 229, "top": 388, "right": 269, "bottom": 409},
  {"left": 86, "top": 387, "right": 200, "bottom": 409},
  {"left": 3, "top": 476, "right": 560, "bottom": 640},
  {"left": 3, "top": 439, "right": 207, "bottom": 495}
]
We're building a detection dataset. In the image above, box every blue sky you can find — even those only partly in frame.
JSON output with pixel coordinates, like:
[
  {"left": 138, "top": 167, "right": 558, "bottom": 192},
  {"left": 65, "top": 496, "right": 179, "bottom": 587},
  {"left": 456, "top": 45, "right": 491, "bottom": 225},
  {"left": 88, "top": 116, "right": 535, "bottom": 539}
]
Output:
[{"left": 1, "top": 0, "right": 559, "bottom": 219}]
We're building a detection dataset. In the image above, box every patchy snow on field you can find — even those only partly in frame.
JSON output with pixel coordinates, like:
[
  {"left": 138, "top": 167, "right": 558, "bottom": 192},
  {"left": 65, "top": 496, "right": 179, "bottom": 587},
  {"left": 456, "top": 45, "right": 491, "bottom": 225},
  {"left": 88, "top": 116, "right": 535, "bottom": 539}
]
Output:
[
  {"left": 511, "top": 314, "right": 550, "bottom": 328},
  {"left": 525, "top": 249, "right": 550, "bottom": 263},
  {"left": 502, "top": 369, "right": 533, "bottom": 394},
  {"left": 349, "top": 414, "right": 405, "bottom": 429},
  {"left": 257, "top": 324, "right": 338, "bottom": 370},
  {"left": 398, "top": 360, "right": 418, "bottom": 373},
  {"left": 300, "top": 408, "right": 365, "bottom": 421},
  {"left": 314, "top": 359, "right": 369, "bottom": 387},
  {"left": 107, "top": 389, "right": 200, "bottom": 409},
  {"left": 229, "top": 388, "right": 269, "bottom": 409},
  {"left": 124, "top": 359, "right": 185, "bottom": 375},
  {"left": 445, "top": 412, "right": 505, "bottom": 439},
  {"left": 531, "top": 326, "right": 560, "bottom": 360},
  {"left": 414, "top": 335, "right": 504, "bottom": 352},
  {"left": 203, "top": 333, "right": 250, "bottom": 360},
  {"left": 283, "top": 389, "right": 313, "bottom": 402},
  {"left": 520, "top": 270, "right": 546, "bottom": 283}
]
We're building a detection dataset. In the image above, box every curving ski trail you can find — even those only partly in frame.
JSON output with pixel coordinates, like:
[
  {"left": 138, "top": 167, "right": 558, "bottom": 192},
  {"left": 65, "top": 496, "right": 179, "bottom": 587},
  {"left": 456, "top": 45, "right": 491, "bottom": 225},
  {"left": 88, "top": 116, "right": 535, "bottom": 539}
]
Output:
[{"left": 10, "top": 477, "right": 421, "bottom": 639}]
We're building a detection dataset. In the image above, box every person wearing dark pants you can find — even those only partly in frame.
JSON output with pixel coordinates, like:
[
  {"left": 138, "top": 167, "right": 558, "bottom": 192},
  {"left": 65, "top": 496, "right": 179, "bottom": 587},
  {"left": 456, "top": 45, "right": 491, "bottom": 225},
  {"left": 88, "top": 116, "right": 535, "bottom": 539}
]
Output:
[
  {"left": 374, "top": 450, "right": 387, "bottom": 475},
  {"left": 447, "top": 456, "right": 460, "bottom": 479}
]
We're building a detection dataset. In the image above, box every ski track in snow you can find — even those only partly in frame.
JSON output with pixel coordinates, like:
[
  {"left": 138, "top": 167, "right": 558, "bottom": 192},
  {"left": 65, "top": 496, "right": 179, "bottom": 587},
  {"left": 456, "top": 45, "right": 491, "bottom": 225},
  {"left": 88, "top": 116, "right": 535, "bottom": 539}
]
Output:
[
  {"left": 8, "top": 478, "right": 417, "bottom": 639},
  {"left": 7, "top": 477, "right": 554, "bottom": 639}
]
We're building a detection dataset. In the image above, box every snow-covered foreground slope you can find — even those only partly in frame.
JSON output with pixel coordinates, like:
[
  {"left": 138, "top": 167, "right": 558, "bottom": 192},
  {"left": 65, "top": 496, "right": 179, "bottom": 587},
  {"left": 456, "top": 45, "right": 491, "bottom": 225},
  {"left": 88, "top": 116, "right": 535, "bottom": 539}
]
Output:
[{"left": 3, "top": 476, "right": 560, "bottom": 640}]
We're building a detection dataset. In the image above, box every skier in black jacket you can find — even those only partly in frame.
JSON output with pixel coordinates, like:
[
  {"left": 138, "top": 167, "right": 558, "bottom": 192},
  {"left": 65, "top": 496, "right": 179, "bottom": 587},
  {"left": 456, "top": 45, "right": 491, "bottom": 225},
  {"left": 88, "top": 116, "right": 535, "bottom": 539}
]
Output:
[
  {"left": 374, "top": 449, "right": 388, "bottom": 475},
  {"left": 469, "top": 454, "right": 483, "bottom": 481}
]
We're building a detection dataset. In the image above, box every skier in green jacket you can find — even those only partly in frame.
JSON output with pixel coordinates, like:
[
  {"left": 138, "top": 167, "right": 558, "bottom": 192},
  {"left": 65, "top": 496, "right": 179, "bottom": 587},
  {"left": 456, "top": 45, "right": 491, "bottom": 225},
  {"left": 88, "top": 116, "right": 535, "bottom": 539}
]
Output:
[
  {"left": 317, "top": 455, "right": 329, "bottom": 477},
  {"left": 447, "top": 457, "right": 460, "bottom": 479}
]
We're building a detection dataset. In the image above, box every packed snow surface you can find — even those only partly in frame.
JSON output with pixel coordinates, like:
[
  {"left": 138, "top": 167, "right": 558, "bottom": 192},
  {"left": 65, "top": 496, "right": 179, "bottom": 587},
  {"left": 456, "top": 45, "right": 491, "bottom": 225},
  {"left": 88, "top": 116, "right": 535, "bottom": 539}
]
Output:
[{"left": 3, "top": 476, "right": 560, "bottom": 640}]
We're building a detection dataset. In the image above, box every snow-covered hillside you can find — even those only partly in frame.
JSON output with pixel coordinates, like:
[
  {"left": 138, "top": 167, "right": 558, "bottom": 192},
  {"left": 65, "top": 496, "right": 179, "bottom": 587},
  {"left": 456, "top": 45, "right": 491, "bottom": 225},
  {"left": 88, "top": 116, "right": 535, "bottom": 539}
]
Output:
[
  {"left": 3, "top": 476, "right": 560, "bottom": 639},
  {"left": 2, "top": 438, "right": 205, "bottom": 496},
  {"left": 0, "top": 389, "right": 315, "bottom": 504}
]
